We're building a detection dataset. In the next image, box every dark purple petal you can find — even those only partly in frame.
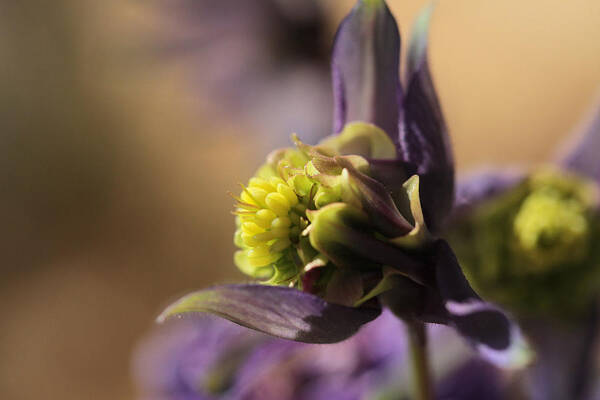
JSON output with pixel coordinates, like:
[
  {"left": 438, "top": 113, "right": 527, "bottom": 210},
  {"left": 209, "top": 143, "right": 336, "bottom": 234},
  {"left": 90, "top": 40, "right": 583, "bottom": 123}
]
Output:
[
  {"left": 450, "top": 168, "right": 525, "bottom": 224},
  {"left": 432, "top": 240, "right": 531, "bottom": 368},
  {"left": 383, "top": 240, "right": 530, "bottom": 368},
  {"left": 400, "top": 4, "right": 453, "bottom": 233},
  {"left": 157, "top": 284, "right": 380, "bottom": 344},
  {"left": 332, "top": 0, "right": 401, "bottom": 142},
  {"left": 560, "top": 93, "right": 600, "bottom": 185}
]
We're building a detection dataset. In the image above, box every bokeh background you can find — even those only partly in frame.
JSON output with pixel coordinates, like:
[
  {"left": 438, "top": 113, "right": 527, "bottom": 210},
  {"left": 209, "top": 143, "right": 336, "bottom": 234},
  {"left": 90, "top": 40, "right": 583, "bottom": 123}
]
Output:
[{"left": 1, "top": 0, "right": 599, "bottom": 399}]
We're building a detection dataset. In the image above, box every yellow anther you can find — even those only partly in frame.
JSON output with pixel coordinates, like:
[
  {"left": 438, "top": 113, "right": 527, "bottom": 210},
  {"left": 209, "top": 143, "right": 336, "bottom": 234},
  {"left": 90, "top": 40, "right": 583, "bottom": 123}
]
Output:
[
  {"left": 240, "top": 191, "right": 257, "bottom": 206},
  {"left": 248, "top": 254, "right": 280, "bottom": 267},
  {"left": 271, "top": 238, "right": 292, "bottom": 253},
  {"left": 241, "top": 233, "right": 262, "bottom": 247},
  {"left": 269, "top": 177, "right": 287, "bottom": 187},
  {"left": 247, "top": 187, "right": 268, "bottom": 206},
  {"left": 255, "top": 209, "right": 277, "bottom": 228},
  {"left": 242, "top": 222, "right": 264, "bottom": 235},
  {"left": 249, "top": 177, "right": 276, "bottom": 192},
  {"left": 251, "top": 231, "right": 276, "bottom": 242},
  {"left": 248, "top": 244, "right": 270, "bottom": 257},
  {"left": 277, "top": 184, "right": 298, "bottom": 206},
  {"left": 272, "top": 216, "right": 292, "bottom": 229},
  {"left": 265, "top": 192, "right": 290, "bottom": 216}
]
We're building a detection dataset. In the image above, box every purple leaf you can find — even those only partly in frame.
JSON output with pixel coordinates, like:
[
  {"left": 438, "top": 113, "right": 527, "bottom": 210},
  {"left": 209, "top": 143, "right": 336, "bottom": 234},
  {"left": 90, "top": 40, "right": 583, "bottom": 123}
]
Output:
[
  {"left": 332, "top": 0, "right": 401, "bottom": 142},
  {"left": 400, "top": 4, "right": 454, "bottom": 233},
  {"left": 157, "top": 284, "right": 380, "bottom": 344}
]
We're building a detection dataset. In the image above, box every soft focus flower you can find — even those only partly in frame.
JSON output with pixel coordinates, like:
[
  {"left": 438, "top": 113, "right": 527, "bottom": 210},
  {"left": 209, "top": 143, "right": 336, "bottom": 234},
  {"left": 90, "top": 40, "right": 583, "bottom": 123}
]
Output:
[
  {"left": 447, "top": 95, "right": 600, "bottom": 399},
  {"left": 449, "top": 98, "right": 600, "bottom": 317},
  {"left": 156, "top": 0, "right": 332, "bottom": 147},
  {"left": 135, "top": 311, "right": 507, "bottom": 400},
  {"left": 158, "top": 0, "right": 529, "bottom": 370}
]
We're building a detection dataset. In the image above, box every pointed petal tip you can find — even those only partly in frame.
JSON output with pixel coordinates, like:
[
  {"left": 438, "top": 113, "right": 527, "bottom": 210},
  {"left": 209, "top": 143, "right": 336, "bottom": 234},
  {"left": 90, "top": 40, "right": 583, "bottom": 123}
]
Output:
[
  {"left": 332, "top": 0, "right": 401, "bottom": 140},
  {"left": 407, "top": 2, "right": 436, "bottom": 74}
]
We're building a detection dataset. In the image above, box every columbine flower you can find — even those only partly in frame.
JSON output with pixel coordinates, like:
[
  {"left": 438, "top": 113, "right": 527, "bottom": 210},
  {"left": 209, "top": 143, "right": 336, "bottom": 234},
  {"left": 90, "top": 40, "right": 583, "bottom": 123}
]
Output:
[
  {"left": 447, "top": 95, "right": 600, "bottom": 400},
  {"left": 158, "top": 0, "right": 529, "bottom": 370}
]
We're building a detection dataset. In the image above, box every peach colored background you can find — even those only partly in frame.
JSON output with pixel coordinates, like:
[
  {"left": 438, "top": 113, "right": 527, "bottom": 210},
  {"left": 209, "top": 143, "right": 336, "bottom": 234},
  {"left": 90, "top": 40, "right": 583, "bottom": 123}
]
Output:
[{"left": 1, "top": 1, "right": 599, "bottom": 399}]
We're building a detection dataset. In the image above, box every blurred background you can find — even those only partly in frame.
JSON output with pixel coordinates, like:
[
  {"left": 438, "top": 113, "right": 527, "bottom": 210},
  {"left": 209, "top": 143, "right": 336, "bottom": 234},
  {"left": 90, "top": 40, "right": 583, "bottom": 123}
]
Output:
[{"left": 1, "top": 0, "right": 599, "bottom": 399}]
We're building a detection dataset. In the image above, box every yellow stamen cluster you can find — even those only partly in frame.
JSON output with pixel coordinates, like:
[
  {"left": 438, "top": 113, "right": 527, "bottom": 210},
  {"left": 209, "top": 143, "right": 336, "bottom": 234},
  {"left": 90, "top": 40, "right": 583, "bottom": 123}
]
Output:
[
  {"left": 513, "top": 189, "right": 589, "bottom": 271},
  {"left": 234, "top": 177, "right": 305, "bottom": 268}
]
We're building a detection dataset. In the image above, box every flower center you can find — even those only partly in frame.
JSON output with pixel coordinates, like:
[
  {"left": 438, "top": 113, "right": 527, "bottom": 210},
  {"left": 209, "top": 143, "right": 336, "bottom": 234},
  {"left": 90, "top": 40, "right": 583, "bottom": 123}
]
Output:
[
  {"left": 235, "top": 176, "right": 307, "bottom": 269},
  {"left": 512, "top": 180, "right": 592, "bottom": 272}
]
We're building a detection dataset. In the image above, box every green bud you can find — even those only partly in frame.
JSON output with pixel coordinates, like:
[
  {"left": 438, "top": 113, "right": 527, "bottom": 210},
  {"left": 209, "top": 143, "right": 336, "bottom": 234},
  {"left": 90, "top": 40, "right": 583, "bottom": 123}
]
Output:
[{"left": 513, "top": 189, "right": 589, "bottom": 271}]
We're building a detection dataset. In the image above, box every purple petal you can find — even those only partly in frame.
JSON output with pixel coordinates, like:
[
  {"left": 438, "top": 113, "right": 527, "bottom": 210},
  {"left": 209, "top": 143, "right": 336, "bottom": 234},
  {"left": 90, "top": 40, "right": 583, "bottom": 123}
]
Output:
[
  {"left": 436, "top": 359, "right": 505, "bottom": 400},
  {"left": 132, "top": 316, "right": 260, "bottom": 399},
  {"left": 432, "top": 240, "right": 531, "bottom": 368},
  {"left": 332, "top": 0, "right": 401, "bottom": 142},
  {"left": 560, "top": 93, "right": 600, "bottom": 185},
  {"left": 400, "top": 4, "right": 453, "bottom": 233},
  {"left": 450, "top": 168, "right": 525, "bottom": 224},
  {"left": 157, "top": 284, "right": 380, "bottom": 344}
]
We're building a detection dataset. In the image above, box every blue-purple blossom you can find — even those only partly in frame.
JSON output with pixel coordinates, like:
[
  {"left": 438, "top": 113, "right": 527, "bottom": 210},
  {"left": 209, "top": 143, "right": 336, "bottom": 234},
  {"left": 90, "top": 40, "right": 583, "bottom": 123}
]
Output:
[
  {"left": 158, "top": 0, "right": 529, "bottom": 371},
  {"left": 135, "top": 311, "right": 507, "bottom": 400}
]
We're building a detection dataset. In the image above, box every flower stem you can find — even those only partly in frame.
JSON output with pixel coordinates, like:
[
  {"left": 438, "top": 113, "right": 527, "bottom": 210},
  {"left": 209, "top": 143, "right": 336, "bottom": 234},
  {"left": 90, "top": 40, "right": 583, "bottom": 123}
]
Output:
[{"left": 407, "top": 320, "right": 433, "bottom": 400}]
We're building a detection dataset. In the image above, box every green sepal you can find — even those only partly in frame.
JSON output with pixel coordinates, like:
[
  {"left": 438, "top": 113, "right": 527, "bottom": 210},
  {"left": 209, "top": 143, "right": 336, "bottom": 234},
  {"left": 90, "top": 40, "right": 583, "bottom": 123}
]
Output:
[
  {"left": 354, "top": 267, "right": 403, "bottom": 307},
  {"left": 234, "top": 250, "right": 274, "bottom": 280},
  {"left": 391, "top": 175, "right": 431, "bottom": 247},
  {"left": 319, "top": 122, "right": 397, "bottom": 159},
  {"left": 266, "top": 251, "right": 301, "bottom": 285},
  {"left": 307, "top": 202, "right": 380, "bottom": 270}
]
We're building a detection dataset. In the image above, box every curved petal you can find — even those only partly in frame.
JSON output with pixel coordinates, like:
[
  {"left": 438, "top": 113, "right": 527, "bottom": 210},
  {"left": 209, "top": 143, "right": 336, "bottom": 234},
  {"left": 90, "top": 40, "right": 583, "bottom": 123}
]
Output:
[
  {"left": 559, "top": 92, "right": 600, "bottom": 185},
  {"left": 157, "top": 284, "right": 381, "bottom": 344},
  {"left": 400, "top": 4, "right": 453, "bottom": 233},
  {"left": 432, "top": 240, "right": 532, "bottom": 369},
  {"left": 332, "top": 0, "right": 401, "bottom": 142}
]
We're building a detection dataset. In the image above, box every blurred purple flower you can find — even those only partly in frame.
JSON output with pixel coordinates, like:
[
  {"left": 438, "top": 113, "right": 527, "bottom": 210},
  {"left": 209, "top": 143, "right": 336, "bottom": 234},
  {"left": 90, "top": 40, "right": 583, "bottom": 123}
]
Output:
[
  {"left": 134, "top": 311, "right": 508, "bottom": 400},
  {"left": 156, "top": 0, "right": 332, "bottom": 147},
  {"left": 447, "top": 94, "right": 600, "bottom": 399}
]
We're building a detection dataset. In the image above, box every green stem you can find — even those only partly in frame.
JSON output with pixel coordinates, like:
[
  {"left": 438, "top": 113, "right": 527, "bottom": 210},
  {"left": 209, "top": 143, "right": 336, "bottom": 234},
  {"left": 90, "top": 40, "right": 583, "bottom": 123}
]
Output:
[{"left": 407, "top": 321, "right": 433, "bottom": 400}]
